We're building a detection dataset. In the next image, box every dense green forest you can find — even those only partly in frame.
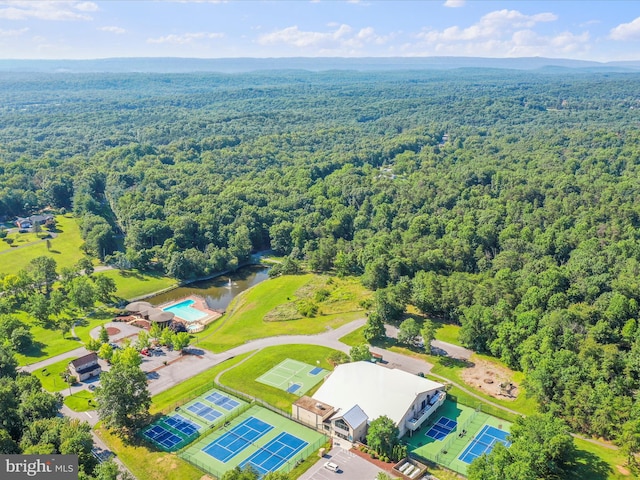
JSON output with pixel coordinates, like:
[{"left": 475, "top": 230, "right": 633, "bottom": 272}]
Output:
[{"left": 2, "top": 68, "right": 640, "bottom": 471}]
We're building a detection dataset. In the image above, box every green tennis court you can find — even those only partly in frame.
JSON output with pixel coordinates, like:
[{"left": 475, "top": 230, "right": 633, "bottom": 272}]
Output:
[
  {"left": 256, "top": 358, "right": 329, "bottom": 396},
  {"left": 179, "top": 405, "right": 326, "bottom": 478},
  {"left": 406, "top": 399, "right": 512, "bottom": 476}
]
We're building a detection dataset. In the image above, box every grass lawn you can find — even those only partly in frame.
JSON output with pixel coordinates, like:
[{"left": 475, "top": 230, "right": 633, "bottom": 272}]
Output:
[
  {"left": 95, "top": 424, "right": 204, "bottom": 480},
  {"left": 64, "top": 390, "right": 96, "bottom": 412},
  {"left": 0, "top": 215, "right": 85, "bottom": 276},
  {"left": 571, "top": 437, "right": 631, "bottom": 480},
  {"left": 94, "top": 269, "right": 176, "bottom": 301},
  {"left": 32, "top": 357, "right": 75, "bottom": 392},
  {"left": 0, "top": 231, "right": 44, "bottom": 252},
  {"left": 339, "top": 325, "right": 366, "bottom": 346},
  {"left": 14, "top": 310, "right": 83, "bottom": 367},
  {"left": 433, "top": 321, "right": 462, "bottom": 346},
  {"left": 196, "top": 274, "right": 368, "bottom": 353},
  {"left": 218, "top": 344, "right": 338, "bottom": 411}
]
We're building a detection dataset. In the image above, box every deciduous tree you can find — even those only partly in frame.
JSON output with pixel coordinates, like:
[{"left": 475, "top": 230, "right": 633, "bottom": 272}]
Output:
[{"left": 95, "top": 363, "right": 150, "bottom": 434}]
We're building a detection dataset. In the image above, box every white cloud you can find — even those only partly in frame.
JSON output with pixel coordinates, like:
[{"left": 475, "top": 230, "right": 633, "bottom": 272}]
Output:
[
  {"left": 0, "top": 26, "right": 27, "bottom": 37},
  {"left": 444, "top": 0, "right": 465, "bottom": 8},
  {"left": 147, "top": 32, "right": 225, "bottom": 45},
  {"left": 258, "top": 24, "right": 392, "bottom": 51},
  {"left": 0, "top": 1, "right": 94, "bottom": 21},
  {"left": 610, "top": 17, "right": 640, "bottom": 41},
  {"left": 410, "top": 9, "right": 591, "bottom": 58},
  {"left": 259, "top": 24, "right": 351, "bottom": 48},
  {"left": 74, "top": 1, "right": 97, "bottom": 12},
  {"left": 419, "top": 9, "right": 557, "bottom": 43},
  {"left": 99, "top": 26, "right": 125, "bottom": 35}
]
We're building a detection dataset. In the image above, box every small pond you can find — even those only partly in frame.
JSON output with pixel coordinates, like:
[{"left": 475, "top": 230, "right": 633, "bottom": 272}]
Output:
[{"left": 148, "top": 265, "right": 270, "bottom": 311}]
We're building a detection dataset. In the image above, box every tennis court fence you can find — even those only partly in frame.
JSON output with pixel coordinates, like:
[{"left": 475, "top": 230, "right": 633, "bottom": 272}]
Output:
[
  {"left": 179, "top": 434, "right": 327, "bottom": 479},
  {"left": 214, "top": 382, "right": 330, "bottom": 436},
  {"left": 406, "top": 403, "right": 485, "bottom": 470}
]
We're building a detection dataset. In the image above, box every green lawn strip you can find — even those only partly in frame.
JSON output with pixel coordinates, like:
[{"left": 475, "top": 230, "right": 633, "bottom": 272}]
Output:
[
  {"left": 0, "top": 215, "right": 85, "bottom": 275},
  {"left": 94, "top": 424, "right": 203, "bottom": 480},
  {"left": 218, "top": 345, "right": 337, "bottom": 411},
  {"left": 0, "top": 231, "right": 44, "bottom": 252},
  {"left": 150, "top": 353, "right": 253, "bottom": 415},
  {"left": 196, "top": 274, "right": 365, "bottom": 352},
  {"left": 570, "top": 437, "right": 630, "bottom": 480},
  {"left": 433, "top": 321, "right": 462, "bottom": 346},
  {"left": 339, "top": 324, "right": 366, "bottom": 346},
  {"left": 32, "top": 357, "right": 75, "bottom": 392},
  {"left": 64, "top": 390, "right": 96, "bottom": 412},
  {"left": 94, "top": 270, "right": 176, "bottom": 301}
]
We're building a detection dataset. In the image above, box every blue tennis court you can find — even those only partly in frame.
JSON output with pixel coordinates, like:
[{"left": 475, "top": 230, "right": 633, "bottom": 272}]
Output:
[
  {"left": 239, "top": 432, "right": 308, "bottom": 475},
  {"left": 459, "top": 425, "right": 511, "bottom": 464},
  {"left": 309, "top": 367, "right": 323, "bottom": 375},
  {"left": 425, "top": 417, "right": 457, "bottom": 441},
  {"left": 202, "top": 417, "right": 274, "bottom": 462},
  {"left": 205, "top": 392, "right": 241, "bottom": 411},
  {"left": 286, "top": 383, "right": 301, "bottom": 393},
  {"left": 187, "top": 401, "right": 223, "bottom": 422},
  {"left": 164, "top": 414, "right": 202, "bottom": 437},
  {"left": 144, "top": 425, "right": 183, "bottom": 450}
]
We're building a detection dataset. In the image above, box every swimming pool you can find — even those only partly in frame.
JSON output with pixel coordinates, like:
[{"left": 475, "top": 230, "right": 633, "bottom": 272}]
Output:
[{"left": 163, "top": 299, "right": 207, "bottom": 322}]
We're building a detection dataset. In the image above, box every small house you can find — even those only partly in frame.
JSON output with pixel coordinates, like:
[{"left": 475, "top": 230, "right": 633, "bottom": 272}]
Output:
[
  {"left": 15, "top": 217, "right": 32, "bottom": 229},
  {"left": 68, "top": 352, "right": 101, "bottom": 382}
]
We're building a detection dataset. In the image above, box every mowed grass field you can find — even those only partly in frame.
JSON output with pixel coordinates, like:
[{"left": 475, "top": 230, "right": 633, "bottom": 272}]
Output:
[
  {"left": 196, "top": 274, "right": 369, "bottom": 352},
  {"left": 0, "top": 230, "right": 43, "bottom": 252},
  {"left": 93, "top": 269, "right": 176, "bottom": 301},
  {"left": 0, "top": 215, "right": 85, "bottom": 275},
  {"left": 13, "top": 310, "right": 84, "bottom": 366},
  {"left": 32, "top": 356, "right": 77, "bottom": 392}
]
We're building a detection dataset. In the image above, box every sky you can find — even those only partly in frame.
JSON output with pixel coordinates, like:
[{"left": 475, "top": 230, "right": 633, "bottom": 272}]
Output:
[{"left": 0, "top": 1, "right": 639, "bottom": 61}]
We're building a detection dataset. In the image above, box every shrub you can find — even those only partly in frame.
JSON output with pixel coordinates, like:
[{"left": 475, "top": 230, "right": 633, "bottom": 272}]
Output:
[
  {"left": 314, "top": 288, "right": 330, "bottom": 302},
  {"left": 296, "top": 300, "right": 318, "bottom": 317}
]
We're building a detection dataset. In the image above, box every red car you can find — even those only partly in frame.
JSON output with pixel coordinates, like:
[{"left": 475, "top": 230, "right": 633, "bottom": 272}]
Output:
[{"left": 140, "top": 348, "right": 150, "bottom": 356}]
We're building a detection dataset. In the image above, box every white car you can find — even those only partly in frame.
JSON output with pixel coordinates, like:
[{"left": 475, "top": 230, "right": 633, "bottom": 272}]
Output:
[{"left": 324, "top": 461, "right": 339, "bottom": 472}]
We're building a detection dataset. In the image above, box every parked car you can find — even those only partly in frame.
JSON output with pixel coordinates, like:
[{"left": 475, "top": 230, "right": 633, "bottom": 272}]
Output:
[
  {"left": 324, "top": 462, "right": 339, "bottom": 472},
  {"left": 140, "top": 348, "right": 150, "bottom": 356}
]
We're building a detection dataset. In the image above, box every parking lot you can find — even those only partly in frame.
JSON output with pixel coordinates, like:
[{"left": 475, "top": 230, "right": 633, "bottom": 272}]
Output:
[{"left": 298, "top": 447, "right": 393, "bottom": 480}]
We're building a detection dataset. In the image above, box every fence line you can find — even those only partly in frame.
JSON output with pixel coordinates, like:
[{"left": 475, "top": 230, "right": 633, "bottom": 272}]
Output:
[{"left": 179, "top": 434, "right": 326, "bottom": 479}]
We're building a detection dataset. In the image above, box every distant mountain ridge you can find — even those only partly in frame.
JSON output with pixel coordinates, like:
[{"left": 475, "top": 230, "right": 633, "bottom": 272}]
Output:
[{"left": 1, "top": 56, "right": 640, "bottom": 73}]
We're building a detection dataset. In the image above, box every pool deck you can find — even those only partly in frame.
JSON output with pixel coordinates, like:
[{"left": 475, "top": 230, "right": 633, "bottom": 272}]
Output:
[{"left": 160, "top": 295, "right": 222, "bottom": 325}]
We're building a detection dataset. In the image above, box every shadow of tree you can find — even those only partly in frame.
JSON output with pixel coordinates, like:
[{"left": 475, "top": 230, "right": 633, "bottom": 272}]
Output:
[
  {"left": 438, "top": 356, "right": 474, "bottom": 369},
  {"left": 20, "top": 340, "right": 47, "bottom": 359},
  {"left": 567, "top": 447, "right": 612, "bottom": 480}
]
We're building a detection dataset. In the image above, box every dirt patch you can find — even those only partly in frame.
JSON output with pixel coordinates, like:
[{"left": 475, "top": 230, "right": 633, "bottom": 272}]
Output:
[
  {"left": 106, "top": 327, "right": 120, "bottom": 336},
  {"left": 461, "top": 357, "right": 519, "bottom": 400},
  {"left": 616, "top": 465, "right": 631, "bottom": 476}
]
